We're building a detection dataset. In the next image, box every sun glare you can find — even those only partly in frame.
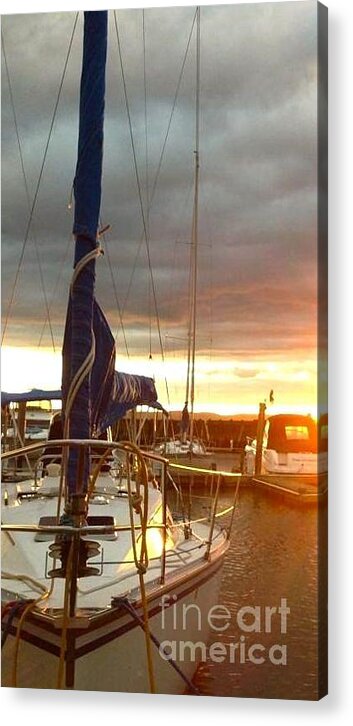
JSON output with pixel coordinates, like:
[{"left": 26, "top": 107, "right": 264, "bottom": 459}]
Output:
[
  {"left": 1, "top": 347, "right": 62, "bottom": 394},
  {"left": 1, "top": 345, "right": 318, "bottom": 419}
]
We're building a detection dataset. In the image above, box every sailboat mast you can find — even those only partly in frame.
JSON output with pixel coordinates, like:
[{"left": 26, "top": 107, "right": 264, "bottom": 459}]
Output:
[
  {"left": 189, "top": 6, "right": 201, "bottom": 447},
  {"left": 62, "top": 11, "right": 108, "bottom": 495}
]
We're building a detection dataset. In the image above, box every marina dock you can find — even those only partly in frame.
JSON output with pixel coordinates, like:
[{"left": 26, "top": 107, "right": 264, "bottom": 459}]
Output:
[{"left": 249, "top": 472, "right": 328, "bottom": 502}]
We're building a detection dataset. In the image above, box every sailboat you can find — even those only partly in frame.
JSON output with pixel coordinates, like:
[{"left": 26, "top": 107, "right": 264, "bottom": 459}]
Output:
[
  {"left": 154, "top": 11, "right": 241, "bottom": 488},
  {"left": 1, "top": 10, "right": 234, "bottom": 693},
  {"left": 157, "top": 7, "right": 209, "bottom": 465}
]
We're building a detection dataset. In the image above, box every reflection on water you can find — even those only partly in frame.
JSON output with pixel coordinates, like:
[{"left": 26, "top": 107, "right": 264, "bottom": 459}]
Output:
[{"left": 180, "top": 486, "right": 327, "bottom": 700}]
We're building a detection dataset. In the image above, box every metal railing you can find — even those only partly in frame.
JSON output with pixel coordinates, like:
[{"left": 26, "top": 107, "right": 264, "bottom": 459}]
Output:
[{"left": 2, "top": 438, "right": 240, "bottom": 609}]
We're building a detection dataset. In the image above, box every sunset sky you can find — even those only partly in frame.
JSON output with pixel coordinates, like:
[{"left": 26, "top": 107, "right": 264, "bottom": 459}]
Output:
[{"left": 1, "top": 2, "right": 320, "bottom": 416}]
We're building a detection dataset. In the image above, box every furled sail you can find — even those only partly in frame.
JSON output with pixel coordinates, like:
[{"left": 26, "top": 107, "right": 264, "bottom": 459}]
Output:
[
  {"left": 62, "top": 11, "right": 108, "bottom": 494},
  {"left": 62, "top": 11, "right": 164, "bottom": 494},
  {"left": 63, "top": 294, "right": 164, "bottom": 440}
]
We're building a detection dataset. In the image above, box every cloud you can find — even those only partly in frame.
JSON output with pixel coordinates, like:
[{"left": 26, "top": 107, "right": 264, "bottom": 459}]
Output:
[
  {"left": 233, "top": 368, "right": 259, "bottom": 379},
  {"left": 1, "top": 3, "right": 319, "bottom": 380}
]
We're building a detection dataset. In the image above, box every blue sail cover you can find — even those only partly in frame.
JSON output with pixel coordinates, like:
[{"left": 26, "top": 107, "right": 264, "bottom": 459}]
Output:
[
  {"left": 62, "top": 11, "right": 164, "bottom": 493},
  {"left": 89, "top": 300, "right": 165, "bottom": 434},
  {"left": 104, "top": 372, "right": 164, "bottom": 431},
  {"left": 1, "top": 389, "right": 61, "bottom": 407},
  {"left": 63, "top": 295, "right": 164, "bottom": 438},
  {"left": 62, "top": 11, "right": 108, "bottom": 493},
  {"left": 1, "top": 377, "right": 162, "bottom": 427}
]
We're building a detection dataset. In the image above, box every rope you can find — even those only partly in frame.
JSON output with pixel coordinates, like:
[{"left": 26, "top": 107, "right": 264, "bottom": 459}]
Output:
[
  {"left": 169, "top": 461, "right": 243, "bottom": 477},
  {"left": 57, "top": 327, "right": 96, "bottom": 515},
  {"left": 167, "top": 470, "right": 188, "bottom": 530},
  {"left": 146, "top": 8, "right": 197, "bottom": 218},
  {"left": 113, "top": 597, "right": 199, "bottom": 695},
  {"left": 11, "top": 590, "right": 50, "bottom": 687},
  {"left": 2, "top": 556, "right": 57, "bottom": 686},
  {"left": 121, "top": 440, "right": 156, "bottom": 693},
  {"left": 169, "top": 505, "right": 235, "bottom": 529},
  {"left": 142, "top": 11, "right": 153, "bottom": 364},
  {"left": 56, "top": 246, "right": 101, "bottom": 519},
  {"left": 88, "top": 447, "right": 111, "bottom": 499},
  {"left": 1, "top": 13, "right": 79, "bottom": 346},
  {"left": 1, "top": 571, "right": 48, "bottom": 595},
  {"left": 37, "top": 234, "right": 72, "bottom": 348},
  {"left": 100, "top": 224, "right": 130, "bottom": 358},
  {"left": 1, "top": 601, "right": 27, "bottom": 650},
  {"left": 142, "top": 9, "right": 150, "bottom": 219},
  {"left": 60, "top": 246, "right": 102, "bottom": 509}
]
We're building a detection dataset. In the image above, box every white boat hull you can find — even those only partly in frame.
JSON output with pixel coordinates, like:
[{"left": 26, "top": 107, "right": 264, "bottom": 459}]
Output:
[
  {"left": 262, "top": 449, "right": 328, "bottom": 475},
  {"left": 2, "top": 552, "right": 226, "bottom": 693}
]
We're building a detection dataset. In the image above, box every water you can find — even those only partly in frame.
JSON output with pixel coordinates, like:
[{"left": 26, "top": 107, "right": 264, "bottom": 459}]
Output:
[{"left": 184, "top": 486, "right": 327, "bottom": 700}]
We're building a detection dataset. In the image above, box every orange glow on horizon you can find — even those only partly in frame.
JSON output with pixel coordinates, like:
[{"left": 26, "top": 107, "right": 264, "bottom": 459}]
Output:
[{"left": 1, "top": 345, "right": 320, "bottom": 419}]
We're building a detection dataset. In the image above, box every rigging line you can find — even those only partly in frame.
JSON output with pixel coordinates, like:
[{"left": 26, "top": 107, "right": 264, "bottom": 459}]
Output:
[
  {"left": 1, "top": 12, "right": 79, "bottom": 347},
  {"left": 148, "top": 278, "right": 152, "bottom": 360},
  {"left": 147, "top": 7, "right": 197, "bottom": 219},
  {"left": 114, "top": 9, "right": 197, "bottom": 358},
  {"left": 185, "top": 222, "right": 195, "bottom": 406},
  {"left": 118, "top": 7, "right": 197, "bottom": 322},
  {"left": 118, "top": 7, "right": 197, "bottom": 323},
  {"left": 37, "top": 234, "right": 72, "bottom": 348},
  {"left": 114, "top": 10, "right": 171, "bottom": 405},
  {"left": 1, "top": 33, "right": 56, "bottom": 352},
  {"left": 164, "top": 171, "right": 194, "bottom": 368},
  {"left": 142, "top": 10, "right": 152, "bottom": 361},
  {"left": 99, "top": 220, "right": 130, "bottom": 358},
  {"left": 142, "top": 9, "right": 150, "bottom": 219}
]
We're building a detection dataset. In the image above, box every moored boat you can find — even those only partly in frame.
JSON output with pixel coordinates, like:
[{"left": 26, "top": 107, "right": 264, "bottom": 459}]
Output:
[
  {"left": 1, "top": 10, "right": 234, "bottom": 693},
  {"left": 244, "top": 413, "right": 328, "bottom": 501},
  {"left": 2, "top": 439, "right": 230, "bottom": 692}
]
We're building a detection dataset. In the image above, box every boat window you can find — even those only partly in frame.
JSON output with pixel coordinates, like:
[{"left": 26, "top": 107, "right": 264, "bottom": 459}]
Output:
[{"left": 284, "top": 425, "right": 310, "bottom": 440}]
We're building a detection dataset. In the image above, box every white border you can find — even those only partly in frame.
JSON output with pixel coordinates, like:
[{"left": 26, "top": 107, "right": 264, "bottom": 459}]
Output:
[{"left": 1, "top": 0, "right": 353, "bottom": 722}]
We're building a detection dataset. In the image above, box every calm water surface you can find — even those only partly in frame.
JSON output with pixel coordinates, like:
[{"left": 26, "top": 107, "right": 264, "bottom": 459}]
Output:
[{"left": 181, "top": 486, "right": 327, "bottom": 700}]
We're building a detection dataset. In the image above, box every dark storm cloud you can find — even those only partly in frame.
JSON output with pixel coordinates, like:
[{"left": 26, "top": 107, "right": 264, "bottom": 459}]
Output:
[{"left": 1, "top": 2, "right": 318, "bottom": 359}]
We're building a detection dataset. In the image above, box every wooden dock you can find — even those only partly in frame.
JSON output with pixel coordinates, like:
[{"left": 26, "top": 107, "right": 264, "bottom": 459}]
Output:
[{"left": 249, "top": 472, "right": 328, "bottom": 502}]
